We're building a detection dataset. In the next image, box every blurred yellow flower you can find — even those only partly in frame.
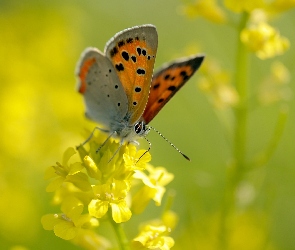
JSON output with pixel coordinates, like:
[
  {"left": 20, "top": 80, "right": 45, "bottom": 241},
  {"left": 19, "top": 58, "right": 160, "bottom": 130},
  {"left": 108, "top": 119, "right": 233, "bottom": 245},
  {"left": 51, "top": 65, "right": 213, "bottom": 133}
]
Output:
[
  {"left": 224, "top": 0, "right": 265, "bottom": 13},
  {"left": 45, "top": 147, "right": 91, "bottom": 192},
  {"left": 198, "top": 58, "right": 239, "bottom": 109},
  {"left": 133, "top": 225, "right": 174, "bottom": 250},
  {"left": 41, "top": 196, "right": 98, "bottom": 240},
  {"left": 259, "top": 61, "right": 292, "bottom": 105},
  {"left": 71, "top": 229, "right": 111, "bottom": 250},
  {"left": 241, "top": 21, "right": 289, "bottom": 59},
  {"left": 181, "top": 0, "right": 227, "bottom": 23},
  {"left": 132, "top": 165, "right": 174, "bottom": 214},
  {"left": 88, "top": 179, "right": 132, "bottom": 223},
  {"left": 266, "top": 0, "right": 295, "bottom": 14}
]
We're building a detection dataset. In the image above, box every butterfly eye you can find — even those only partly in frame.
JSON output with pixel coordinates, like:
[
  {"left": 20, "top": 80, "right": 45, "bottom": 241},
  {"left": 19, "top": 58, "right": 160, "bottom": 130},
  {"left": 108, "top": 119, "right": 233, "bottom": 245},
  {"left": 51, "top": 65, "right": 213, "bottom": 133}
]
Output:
[{"left": 134, "top": 121, "right": 146, "bottom": 135}]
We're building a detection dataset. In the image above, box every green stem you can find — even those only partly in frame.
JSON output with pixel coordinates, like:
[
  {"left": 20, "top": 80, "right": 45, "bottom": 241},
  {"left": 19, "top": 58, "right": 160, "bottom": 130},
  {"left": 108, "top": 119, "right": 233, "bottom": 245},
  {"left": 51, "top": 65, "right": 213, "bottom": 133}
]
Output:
[
  {"left": 234, "top": 12, "right": 250, "bottom": 176},
  {"left": 108, "top": 209, "right": 130, "bottom": 250},
  {"left": 253, "top": 105, "right": 289, "bottom": 168},
  {"left": 219, "top": 12, "right": 250, "bottom": 250}
]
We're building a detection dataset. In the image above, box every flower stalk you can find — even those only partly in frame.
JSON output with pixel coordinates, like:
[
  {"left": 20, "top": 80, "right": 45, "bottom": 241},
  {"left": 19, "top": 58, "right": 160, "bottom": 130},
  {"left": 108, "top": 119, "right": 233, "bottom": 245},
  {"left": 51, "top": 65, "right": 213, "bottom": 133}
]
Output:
[
  {"left": 219, "top": 12, "right": 250, "bottom": 250},
  {"left": 108, "top": 209, "right": 130, "bottom": 250}
]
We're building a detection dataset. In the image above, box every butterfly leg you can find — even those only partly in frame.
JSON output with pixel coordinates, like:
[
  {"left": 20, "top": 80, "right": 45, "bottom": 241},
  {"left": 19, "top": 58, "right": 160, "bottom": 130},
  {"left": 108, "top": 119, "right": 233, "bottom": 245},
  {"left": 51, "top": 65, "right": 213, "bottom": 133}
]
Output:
[
  {"left": 79, "top": 126, "right": 109, "bottom": 146},
  {"left": 95, "top": 131, "right": 116, "bottom": 153}
]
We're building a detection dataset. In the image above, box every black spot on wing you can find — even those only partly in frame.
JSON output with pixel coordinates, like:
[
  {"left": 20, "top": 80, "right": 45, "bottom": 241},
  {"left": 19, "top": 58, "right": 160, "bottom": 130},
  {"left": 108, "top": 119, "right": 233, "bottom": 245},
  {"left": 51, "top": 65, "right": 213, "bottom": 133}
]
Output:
[
  {"left": 135, "top": 87, "right": 142, "bottom": 92},
  {"left": 118, "top": 40, "right": 125, "bottom": 47},
  {"left": 115, "top": 63, "right": 124, "bottom": 71},
  {"left": 180, "top": 70, "right": 189, "bottom": 80},
  {"left": 131, "top": 56, "right": 136, "bottom": 63},
  {"left": 110, "top": 46, "right": 118, "bottom": 57},
  {"left": 164, "top": 74, "right": 170, "bottom": 80},
  {"left": 127, "top": 38, "right": 133, "bottom": 43},
  {"left": 168, "top": 86, "right": 176, "bottom": 91},
  {"left": 137, "top": 47, "right": 141, "bottom": 56},
  {"left": 137, "top": 68, "right": 145, "bottom": 75},
  {"left": 122, "top": 51, "right": 129, "bottom": 61},
  {"left": 153, "top": 83, "right": 160, "bottom": 89}
]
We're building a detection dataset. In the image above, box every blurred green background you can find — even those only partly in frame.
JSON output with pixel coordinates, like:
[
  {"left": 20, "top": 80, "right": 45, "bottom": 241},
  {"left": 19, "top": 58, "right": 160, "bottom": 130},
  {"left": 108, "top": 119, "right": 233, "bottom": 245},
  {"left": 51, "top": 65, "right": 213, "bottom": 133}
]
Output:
[{"left": 0, "top": 0, "right": 295, "bottom": 249}]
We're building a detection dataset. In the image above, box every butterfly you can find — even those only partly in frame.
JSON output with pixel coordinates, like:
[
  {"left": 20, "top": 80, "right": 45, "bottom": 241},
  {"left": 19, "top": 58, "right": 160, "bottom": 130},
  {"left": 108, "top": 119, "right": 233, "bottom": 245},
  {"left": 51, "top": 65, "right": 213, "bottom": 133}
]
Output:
[{"left": 76, "top": 24, "right": 204, "bottom": 160}]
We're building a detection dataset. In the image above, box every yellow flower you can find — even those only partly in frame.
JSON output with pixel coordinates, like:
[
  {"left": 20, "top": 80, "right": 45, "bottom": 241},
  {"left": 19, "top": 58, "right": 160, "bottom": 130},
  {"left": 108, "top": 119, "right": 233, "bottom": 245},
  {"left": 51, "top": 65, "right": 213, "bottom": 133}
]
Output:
[
  {"left": 198, "top": 58, "right": 239, "bottom": 109},
  {"left": 45, "top": 147, "right": 91, "bottom": 192},
  {"left": 79, "top": 139, "right": 151, "bottom": 183},
  {"left": 41, "top": 196, "right": 98, "bottom": 240},
  {"left": 266, "top": 0, "right": 295, "bottom": 14},
  {"left": 71, "top": 229, "right": 111, "bottom": 250},
  {"left": 44, "top": 132, "right": 170, "bottom": 247},
  {"left": 241, "top": 21, "right": 289, "bottom": 59},
  {"left": 224, "top": 0, "right": 265, "bottom": 13},
  {"left": 181, "top": 0, "right": 227, "bottom": 23},
  {"left": 88, "top": 179, "right": 132, "bottom": 223},
  {"left": 132, "top": 165, "right": 174, "bottom": 214},
  {"left": 259, "top": 61, "right": 291, "bottom": 105},
  {"left": 123, "top": 147, "right": 152, "bottom": 172},
  {"left": 132, "top": 225, "right": 174, "bottom": 250},
  {"left": 271, "top": 61, "right": 290, "bottom": 83}
]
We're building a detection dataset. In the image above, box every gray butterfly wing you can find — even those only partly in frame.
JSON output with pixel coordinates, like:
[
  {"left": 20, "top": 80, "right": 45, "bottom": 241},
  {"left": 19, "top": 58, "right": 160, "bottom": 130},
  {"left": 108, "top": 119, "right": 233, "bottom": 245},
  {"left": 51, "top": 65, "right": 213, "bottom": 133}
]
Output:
[{"left": 76, "top": 47, "right": 128, "bottom": 130}]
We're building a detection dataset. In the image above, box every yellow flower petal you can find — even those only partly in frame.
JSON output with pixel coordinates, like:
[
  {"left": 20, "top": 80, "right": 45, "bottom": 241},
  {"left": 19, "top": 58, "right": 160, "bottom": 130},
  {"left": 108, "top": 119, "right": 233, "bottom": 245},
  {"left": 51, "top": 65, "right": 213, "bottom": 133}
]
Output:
[
  {"left": 88, "top": 199, "right": 109, "bottom": 219},
  {"left": 111, "top": 201, "right": 132, "bottom": 223},
  {"left": 182, "top": 0, "right": 227, "bottom": 23},
  {"left": 224, "top": 0, "right": 265, "bottom": 13},
  {"left": 41, "top": 214, "right": 59, "bottom": 230},
  {"left": 45, "top": 176, "right": 64, "bottom": 192},
  {"left": 71, "top": 229, "right": 112, "bottom": 250},
  {"left": 54, "top": 220, "right": 78, "bottom": 240},
  {"left": 59, "top": 196, "right": 84, "bottom": 222},
  {"left": 44, "top": 166, "right": 57, "bottom": 180},
  {"left": 83, "top": 155, "right": 102, "bottom": 180},
  {"left": 62, "top": 147, "right": 76, "bottom": 166},
  {"left": 68, "top": 162, "right": 84, "bottom": 175},
  {"left": 132, "top": 186, "right": 157, "bottom": 214},
  {"left": 66, "top": 172, "right": 92, "bottom": 191}
]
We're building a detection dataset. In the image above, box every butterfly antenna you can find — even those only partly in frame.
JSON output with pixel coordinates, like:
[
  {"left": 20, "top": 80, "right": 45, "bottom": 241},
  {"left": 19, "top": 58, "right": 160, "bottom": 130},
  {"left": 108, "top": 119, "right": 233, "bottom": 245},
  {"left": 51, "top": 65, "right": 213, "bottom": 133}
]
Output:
[
  {"left": 149, "top": 126, "right": 191, "bottom": 161},
  {"left": 136, "top": 136, "right": 152, "bottom": 163},
  {"left": 107, "top": 141, "right": 123, "bottom": 163}
]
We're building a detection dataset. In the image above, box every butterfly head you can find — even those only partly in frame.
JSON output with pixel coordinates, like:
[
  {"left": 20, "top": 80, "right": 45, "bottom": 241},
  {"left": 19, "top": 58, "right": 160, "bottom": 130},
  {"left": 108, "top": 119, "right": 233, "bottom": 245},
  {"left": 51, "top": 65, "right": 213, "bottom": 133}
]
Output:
[{"left": 134, "top": 120, "right": 150, "bottom": 137}]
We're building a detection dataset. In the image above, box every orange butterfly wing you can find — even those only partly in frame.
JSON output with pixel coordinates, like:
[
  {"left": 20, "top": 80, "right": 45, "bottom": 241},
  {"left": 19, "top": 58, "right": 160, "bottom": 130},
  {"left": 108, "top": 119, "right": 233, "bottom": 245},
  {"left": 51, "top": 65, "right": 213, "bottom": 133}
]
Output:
[
  {"left": 105, "top": 25, "right": 158, "bottom": 125},
  {"left": 142, "top": 54, "right": 205, "bottom": 124}
]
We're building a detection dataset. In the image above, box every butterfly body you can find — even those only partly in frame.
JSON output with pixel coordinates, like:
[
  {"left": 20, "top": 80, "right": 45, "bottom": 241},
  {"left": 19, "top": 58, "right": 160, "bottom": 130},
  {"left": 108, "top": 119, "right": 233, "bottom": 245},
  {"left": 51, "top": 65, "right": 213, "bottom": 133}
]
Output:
[{"left": 76, "top": 24, "right": 204, "bottom": 155}]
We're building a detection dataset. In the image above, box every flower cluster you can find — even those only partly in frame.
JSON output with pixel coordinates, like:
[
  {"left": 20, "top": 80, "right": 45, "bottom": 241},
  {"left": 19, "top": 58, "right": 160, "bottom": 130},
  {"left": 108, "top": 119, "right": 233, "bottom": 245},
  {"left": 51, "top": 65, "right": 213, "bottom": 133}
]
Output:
[
  {"left": 42, "top": 132, "right": 176, "bottom": 250},
  {"left": 181, "top": 0, "right": 293, "bottom": 59},
  {"left": 240, "top": 11, "right": 289, "bottom": 59},
  {"left": 181, "top": 0, "right": 293, "bottom": 110}
]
